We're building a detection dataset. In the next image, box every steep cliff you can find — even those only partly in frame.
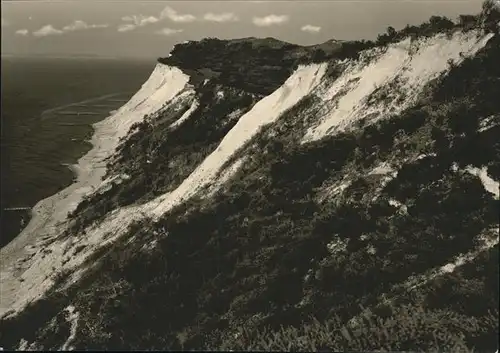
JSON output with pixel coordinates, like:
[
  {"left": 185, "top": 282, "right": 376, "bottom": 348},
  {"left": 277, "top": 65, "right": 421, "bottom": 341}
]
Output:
[{"left": 1, "top": 3, "right": 499, "bottom": 351}]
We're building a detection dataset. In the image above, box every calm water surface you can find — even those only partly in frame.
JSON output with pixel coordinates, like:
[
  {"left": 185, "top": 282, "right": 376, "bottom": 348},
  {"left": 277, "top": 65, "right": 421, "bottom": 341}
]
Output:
[{"left": 1, "top": 56, "right": 154, "bottom": 247}]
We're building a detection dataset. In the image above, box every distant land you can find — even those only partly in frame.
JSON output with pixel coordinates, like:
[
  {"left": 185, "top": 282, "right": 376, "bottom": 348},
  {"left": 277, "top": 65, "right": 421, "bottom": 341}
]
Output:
[{"left": 0, "top": 53, "right": 152, "bottom": 61}]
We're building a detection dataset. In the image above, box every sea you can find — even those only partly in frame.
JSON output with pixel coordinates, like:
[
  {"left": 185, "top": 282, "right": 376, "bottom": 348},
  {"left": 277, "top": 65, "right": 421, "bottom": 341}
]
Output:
[{"left": 1, "top": 56, "right": 154, "bottom": 248}]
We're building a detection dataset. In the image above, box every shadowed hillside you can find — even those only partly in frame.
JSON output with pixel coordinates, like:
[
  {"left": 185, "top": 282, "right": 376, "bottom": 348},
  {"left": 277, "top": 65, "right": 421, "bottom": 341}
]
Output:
[{"left": 1, "top": 1, "right": 499, "bottom": 351}]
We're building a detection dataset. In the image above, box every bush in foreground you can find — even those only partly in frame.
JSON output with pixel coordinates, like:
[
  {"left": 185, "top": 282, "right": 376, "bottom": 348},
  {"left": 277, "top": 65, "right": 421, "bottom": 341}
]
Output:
[{"left": 217, "top": 304, "right": 498, "bottom": 352}]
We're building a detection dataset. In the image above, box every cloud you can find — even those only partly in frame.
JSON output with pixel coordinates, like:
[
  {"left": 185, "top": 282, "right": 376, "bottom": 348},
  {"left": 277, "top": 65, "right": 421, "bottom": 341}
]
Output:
[
  {"left": 301, "top": 24, "right": 321, "bottom": 33},
  {"left": 155, "top": 28, "right": 184, "bottom": 36},
  {"left": 252, "top": 14, "right": 289, "bottom": 27},
  {"left": 203, "top": 12, "right": 239, "bottom": 23},
  {"left": 117, "top": 15, "right": 160, "bottom": 32},
  {"left": 160, "top": 6, "right": 196, "bottom": 23},
  {"left": 123, "top": 15, "right": 160, "bottom": 26},
  {"left": 15, "top": 29, "right": 29, "bottom": 36},
  {"left": 33, "top": 25, "right": 64, "bottom": 37},
  {"left": 118, "top": 24, "right": 137, "bottom": 32},
  {"left": 118, "top": 6, "right": 195, "bottom": 33},
  {"left": 62, "top": 20, "right": 109, "bottom": 32},
  {"left": 32, "top": 21, "right": 109, "bottom": 37}
]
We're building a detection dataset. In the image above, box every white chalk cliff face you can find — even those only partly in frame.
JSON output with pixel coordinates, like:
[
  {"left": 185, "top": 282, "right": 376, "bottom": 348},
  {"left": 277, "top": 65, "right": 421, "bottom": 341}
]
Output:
[
  {"left": 0, "top": 64, "right": 190, "bottom": 317},
  {"left": 302, "top": 30, "right": 494, "bottom": 142},
  {"left": 1, "top": 17, "right": 499, "bottom": 350},
  {"left": 0, "top": 62, "right": 329, "bottom": 319},
  {"left": 149, "top": 63, "right": 327, "bottom": 218}
]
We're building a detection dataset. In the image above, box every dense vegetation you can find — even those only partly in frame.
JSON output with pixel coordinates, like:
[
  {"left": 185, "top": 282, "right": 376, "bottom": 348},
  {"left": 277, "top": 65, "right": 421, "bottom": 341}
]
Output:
[
  {"left": 65, "top": 82, "right": 259, "bottom": 235},
  {"left": 158, "top": 37, "right": 304, "bottom": 95},
  {"left": 1, "top": 3, "right": 499, "bottom": 351}
]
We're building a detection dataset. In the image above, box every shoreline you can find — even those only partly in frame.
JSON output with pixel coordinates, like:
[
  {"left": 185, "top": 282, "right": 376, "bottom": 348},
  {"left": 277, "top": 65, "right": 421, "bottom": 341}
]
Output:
[
  {"left": 1, "top": 92, "right": 139, "bottom": 249},
  {"left": 0, "top": 101, "right": 118, "bottom": 249},
  {"left": 0, "top": 107, "right": 131, "bottom": 317},
  {"left": 0, "top": 63, "right": 190, "bottom": 318},
  {"left": 0, "top": 111, "right": 119, "bottom": 289}
]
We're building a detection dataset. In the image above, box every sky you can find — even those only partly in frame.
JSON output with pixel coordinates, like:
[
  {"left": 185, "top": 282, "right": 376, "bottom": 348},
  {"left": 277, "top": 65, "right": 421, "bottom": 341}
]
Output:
[{"left": 1, "top": 0, "right": 485, "bottom": 59}]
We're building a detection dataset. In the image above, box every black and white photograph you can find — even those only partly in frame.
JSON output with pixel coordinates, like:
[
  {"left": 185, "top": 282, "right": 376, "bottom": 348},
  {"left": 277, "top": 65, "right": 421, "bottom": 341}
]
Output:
[{"left": 1, "top": 0, "right": 499, "bottom": 351}]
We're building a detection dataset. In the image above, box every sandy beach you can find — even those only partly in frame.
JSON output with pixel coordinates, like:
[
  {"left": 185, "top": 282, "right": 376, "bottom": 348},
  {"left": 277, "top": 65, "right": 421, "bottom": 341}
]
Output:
[
  {"left": 0, "top": 64, "right": 190, "bottom": 318},
  {"left": 0, "top": 110, "right": 123, "bottom": 317}
]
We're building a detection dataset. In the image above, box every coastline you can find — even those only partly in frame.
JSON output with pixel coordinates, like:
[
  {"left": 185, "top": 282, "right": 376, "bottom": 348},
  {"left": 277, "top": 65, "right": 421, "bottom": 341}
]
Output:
[
  {"left": 0, "top": 112, "right": 121, "bottom": 315},
  {"left": 0, "top": 93, "right": 129, "bottom": 249},
  {"left": 0, "top": 63, "right": 190, "bottom": 318},
  {"left": 1, "top": 57, "right": 157, "bottom": 248},
  {"left": 0, "top": 97, "right": 113, "bottom": 249}
]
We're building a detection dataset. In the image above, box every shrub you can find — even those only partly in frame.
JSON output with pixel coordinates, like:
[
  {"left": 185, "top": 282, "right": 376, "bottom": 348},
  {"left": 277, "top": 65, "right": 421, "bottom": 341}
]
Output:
[{"left": 217, "top": 304, "right": 498, "bottom": 352}]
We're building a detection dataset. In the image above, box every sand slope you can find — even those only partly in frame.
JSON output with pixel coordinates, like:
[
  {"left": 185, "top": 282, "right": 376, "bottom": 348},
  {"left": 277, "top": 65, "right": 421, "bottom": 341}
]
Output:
[
  {"left": 0, "top": 64, "right": 189, "bottom": 317},
  {"left": 302, "top": 30, "right": 494, "bottom": 142},
  {"left": 1, "top": 30, "right": 496, "bottom": 320},
  {"left": 0, "top": 63, "right": 327, "bottom": 318}
]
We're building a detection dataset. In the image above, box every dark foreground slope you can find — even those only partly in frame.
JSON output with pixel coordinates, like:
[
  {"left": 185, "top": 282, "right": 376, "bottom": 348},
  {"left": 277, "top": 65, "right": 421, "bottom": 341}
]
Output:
[{"left": 1, "top": 3, "right": 499, "bottom": 351}]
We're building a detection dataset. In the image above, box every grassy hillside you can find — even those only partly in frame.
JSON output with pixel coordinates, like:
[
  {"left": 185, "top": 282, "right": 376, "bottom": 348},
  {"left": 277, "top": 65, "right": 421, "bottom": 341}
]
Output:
[{"left": 1, "top": 3, "right": 499, "bottom": 351}]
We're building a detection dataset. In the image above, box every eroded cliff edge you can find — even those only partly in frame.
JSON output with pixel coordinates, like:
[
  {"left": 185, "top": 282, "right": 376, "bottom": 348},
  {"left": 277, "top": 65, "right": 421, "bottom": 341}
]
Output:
[{"left": 1, "top": 4, "right": 499, "bottom": 351}]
